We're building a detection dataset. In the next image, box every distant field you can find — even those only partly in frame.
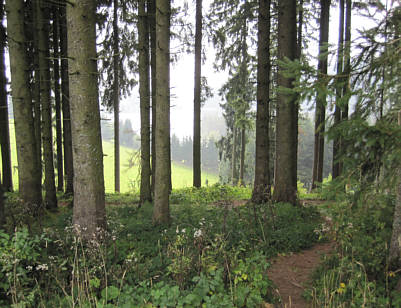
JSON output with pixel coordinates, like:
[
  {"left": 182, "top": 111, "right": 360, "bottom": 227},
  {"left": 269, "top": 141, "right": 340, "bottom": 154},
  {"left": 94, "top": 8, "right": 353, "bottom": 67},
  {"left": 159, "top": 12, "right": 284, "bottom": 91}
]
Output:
[{"left": 2, "top": 121, "right": 219, "bottom": 193}]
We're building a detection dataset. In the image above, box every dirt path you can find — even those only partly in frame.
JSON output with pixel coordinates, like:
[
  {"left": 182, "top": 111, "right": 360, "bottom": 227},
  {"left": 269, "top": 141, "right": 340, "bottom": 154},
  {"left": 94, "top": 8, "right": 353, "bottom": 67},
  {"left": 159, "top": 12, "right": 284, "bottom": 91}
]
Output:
[{"left": 267, "top": 241, "right": 334, "bottom": 308}]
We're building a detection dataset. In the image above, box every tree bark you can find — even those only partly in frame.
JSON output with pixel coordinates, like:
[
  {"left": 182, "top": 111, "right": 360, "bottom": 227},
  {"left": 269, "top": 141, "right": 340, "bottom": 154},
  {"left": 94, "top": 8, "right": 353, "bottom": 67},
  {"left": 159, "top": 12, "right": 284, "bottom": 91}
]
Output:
[
  {"left": 153, "top": 0, "right": 171, "bottom": 224},
  {"left": 53, "top": 6, "right": 64, "bottom": 192},
  {"left": 139, "top": 0, "right": 152, "bottom": 203},
  {"left": 113, "top": 0, "right": 120, "bottom": 193},
  {"left": 0, "top": 3, "right": 12, "bottom": 192},
  {"left": 239, "top": 127, "right": 246, "bottom": 185},
  {"left": 252, "top": 0, "right": 271, "bottom": 203},
  {"left": 312, "top": 0, "right": 330, "bottom": 189},
  {"left": 193, "top": 0, "right": 202, "bottom": 188},
  {"left": 342, "top": 0, "right": 351, "bottom": 121},
  {"left": 6, "top": 0, "right": 42, "bottom": 207},
  {"left": 37, "top": 0, "right": 57, "bottom": 209},
  {"left": 231, "top": 126, "right": 238, "bottom": 186},
  {"left": 67, "top": 0, "right": 106, "bottom": 235},
  {"left": 0, "top": 175, "right": 4, "bottom": 228},
  {"left": 293, "top": 0, "right": 303, "bottom": 193},
  {"left": 32, "top": 0, "right": 42, "bottom": 186},
  {"left": 149, "top": 0, "right": 156, "bottom": 195},
  {"left": 389, "top": 110, "right": 401, "bottom": 275},
  {"left": 332, "top": 0, "right": 344, "bottom": 179},
  {"left": 338, "top": 0, "right": 351, "bottom": 175},
  {"left": 59, "top": 3, "right": 74, "bottom": 195},
  {"left": 273, "top": 0, "right": 298, "bottom": 205}
]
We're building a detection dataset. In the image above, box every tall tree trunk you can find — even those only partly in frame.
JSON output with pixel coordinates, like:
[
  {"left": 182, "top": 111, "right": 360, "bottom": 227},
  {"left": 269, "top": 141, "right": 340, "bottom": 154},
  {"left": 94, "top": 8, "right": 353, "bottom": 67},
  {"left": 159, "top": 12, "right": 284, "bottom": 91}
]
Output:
[
  {"left": 273, "top": 0, "right": 298, "bottom": 205},
  {"left": 149, "top": 0, "right": 156, "bottom": 194},
  {"left": 312, "top": 0, "right": 330, "bottom": 189},
  {"left": 59, "top": 4, "right": 74, "bottom": 195},
  {"left": 67, "top": 0, "right": 106, "bottom": 236},
  {"left": 293, "top": 0, "right": 303, "bottom": 193},
  {"left": 139, "top": 0, "right": 152, "bottom": 203},
  {"left": 37, "top": 0, "right": 57, "bottom": 209},
  {"left": 231, "top": 126, "right": 238, "bottom": 186},
  {"left": 0, "top": 175, "right": 4, "bottom": 228},
  {"left": 32, "top": 0, "right": 42, "bottom": 186},
  {"left": 0, "top": 2, "right": 12, "bottom": 192},
  {"left": 342, "top": 0, "right": 351, "bottom": 121},
  {"left": 6, "top": 0, "right": 42, "bottom": 207},
  {"left": 389, "top": 110, "right": 401, "bottom": 283},
  {"left": 53, "top": 6, "right": 64, "bottom": 192},
  {"left": 338, "top": 0, "right": 351, "bottom": 175},
  {"left": 113, "top": 0, "right": 120, "bottom": 193},
  {"left": 239, "top": 127, "right": 246, "bottom": 185},
  {"left": 153, "top": 0, "right": 170, "bottom": 224},
  {"left": 252, "top": 0, "right": 271, "bottom": 203},
  {"left": 332, "top": 0, "right": 344, "bottom": 179},
  {"left": 193, "top": 0, "right": 202, "bottom": 188}
]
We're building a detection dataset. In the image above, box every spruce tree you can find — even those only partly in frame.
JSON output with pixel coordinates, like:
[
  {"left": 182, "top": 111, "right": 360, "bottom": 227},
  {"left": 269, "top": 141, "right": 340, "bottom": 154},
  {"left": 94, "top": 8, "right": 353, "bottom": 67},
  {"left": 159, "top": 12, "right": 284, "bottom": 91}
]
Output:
[
  {"left": 138, "top": 0, "right": 152, "bottom": 203},
  {"left": 252, "top": 0, "right": 271, "bottom": 203},
  {"left": 312, "top": 0, "right": 330, "bottom": 189},
  {"left": 153, "top": 0, "right": 171, "bottom": 224},
  {"left": 67, "top": 0, "right": 106, "bottom": 236},
  {"left": 193, "top": 0, "right": 202, "bottom": 188},
  {"left": 272, "top": 0, "right": 298, "bottom": 204},
  {"left": 0, "top": 0, "right": 12, "bottom": 192},
  {"left": 6, "top": 0, "right": 42, "bottom": 208}
]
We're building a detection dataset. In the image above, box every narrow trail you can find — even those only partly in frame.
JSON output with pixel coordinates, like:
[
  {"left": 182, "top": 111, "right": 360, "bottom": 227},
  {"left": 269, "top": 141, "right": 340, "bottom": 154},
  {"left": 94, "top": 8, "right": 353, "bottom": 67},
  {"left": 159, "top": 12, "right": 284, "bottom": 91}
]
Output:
[
  {"left": 267, "top": 199, "right": 335, "bottom": 308},
  {"left": 267, "top": 241, "right": 334, "bottom": 307}
]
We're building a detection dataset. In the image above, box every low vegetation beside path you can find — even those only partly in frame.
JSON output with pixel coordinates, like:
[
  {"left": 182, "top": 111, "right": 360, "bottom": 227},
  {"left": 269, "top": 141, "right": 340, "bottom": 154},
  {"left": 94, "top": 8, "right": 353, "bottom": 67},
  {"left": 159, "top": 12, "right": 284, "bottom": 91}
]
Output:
[{"left": 0, "top": 185, "right": 325, "bottom": 307}]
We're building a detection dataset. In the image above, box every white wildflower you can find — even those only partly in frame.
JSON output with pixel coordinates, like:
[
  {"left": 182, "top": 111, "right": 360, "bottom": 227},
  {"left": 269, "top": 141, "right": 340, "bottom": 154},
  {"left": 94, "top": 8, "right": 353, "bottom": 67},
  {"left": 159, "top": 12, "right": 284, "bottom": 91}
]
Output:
[
  {"left": 194, "top": 229, "right": 202, "bottom": 239},
  {"left": 36, "top": 264, "right": 48, "bottom": 271}
]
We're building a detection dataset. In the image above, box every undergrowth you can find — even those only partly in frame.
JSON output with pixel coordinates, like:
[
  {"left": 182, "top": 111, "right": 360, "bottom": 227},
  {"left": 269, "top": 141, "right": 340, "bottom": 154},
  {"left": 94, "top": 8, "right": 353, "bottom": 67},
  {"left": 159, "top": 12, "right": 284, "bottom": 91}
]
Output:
[
  {"left": 0, "top": 185, "right": 323, "bottom": 307},
  {"left": 308, "top": 181, "right": 401, "bottom": 307}
]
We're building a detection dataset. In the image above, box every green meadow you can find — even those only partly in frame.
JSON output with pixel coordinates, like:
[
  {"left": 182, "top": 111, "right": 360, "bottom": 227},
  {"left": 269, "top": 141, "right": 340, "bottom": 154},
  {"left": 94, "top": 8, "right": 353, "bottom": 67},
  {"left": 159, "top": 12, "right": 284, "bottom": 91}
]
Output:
[{"left": 2, "top": 121, "right": 219, "bottom": 193}]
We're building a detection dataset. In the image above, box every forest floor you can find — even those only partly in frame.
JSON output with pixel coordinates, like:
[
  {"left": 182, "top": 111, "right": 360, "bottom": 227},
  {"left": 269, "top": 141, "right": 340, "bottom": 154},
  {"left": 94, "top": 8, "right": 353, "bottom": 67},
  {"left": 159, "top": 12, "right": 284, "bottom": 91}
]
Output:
[
  {"left": 268, "top": 199, "right": 334, "bottom": 308},
  {"left": 267, "top": 241, "right": 334, "bottom": 308}
]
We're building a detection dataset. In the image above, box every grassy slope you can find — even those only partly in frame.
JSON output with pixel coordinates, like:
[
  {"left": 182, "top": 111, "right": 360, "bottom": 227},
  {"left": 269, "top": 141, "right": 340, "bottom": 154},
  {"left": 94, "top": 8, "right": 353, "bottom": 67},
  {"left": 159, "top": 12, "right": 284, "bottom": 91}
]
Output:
[{"left": 2, "top": 121, "right": 219, "bottom": 193}]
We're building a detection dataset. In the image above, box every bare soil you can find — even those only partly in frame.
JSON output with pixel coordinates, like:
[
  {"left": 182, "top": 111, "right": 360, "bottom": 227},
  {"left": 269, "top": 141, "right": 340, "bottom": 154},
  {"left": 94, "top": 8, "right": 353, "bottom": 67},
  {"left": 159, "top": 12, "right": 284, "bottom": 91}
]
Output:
[{"left": 267, "top": 241, "right": 334, "bottom": 308}]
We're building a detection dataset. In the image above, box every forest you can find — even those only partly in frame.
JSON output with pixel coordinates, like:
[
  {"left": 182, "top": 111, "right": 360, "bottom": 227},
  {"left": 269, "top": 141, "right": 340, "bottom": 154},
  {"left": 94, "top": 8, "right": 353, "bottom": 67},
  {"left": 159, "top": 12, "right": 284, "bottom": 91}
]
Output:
[{"left": 0, "top": 0, "right": 400, "bottom": 307}]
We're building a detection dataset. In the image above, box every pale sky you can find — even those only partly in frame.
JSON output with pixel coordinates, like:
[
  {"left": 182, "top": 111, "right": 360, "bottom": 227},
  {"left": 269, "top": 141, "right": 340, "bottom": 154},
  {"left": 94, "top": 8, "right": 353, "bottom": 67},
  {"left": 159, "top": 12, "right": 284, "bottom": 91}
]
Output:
[{"left": 115, "top": 4, "right": 380, "bottom": 139}]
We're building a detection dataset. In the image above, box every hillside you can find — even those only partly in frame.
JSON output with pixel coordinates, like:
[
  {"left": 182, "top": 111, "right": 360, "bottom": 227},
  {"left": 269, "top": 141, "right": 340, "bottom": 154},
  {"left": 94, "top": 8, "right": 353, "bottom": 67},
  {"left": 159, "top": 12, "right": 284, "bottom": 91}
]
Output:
[{"left": 1, "top": 122, "right": 219, "bottom": 193}]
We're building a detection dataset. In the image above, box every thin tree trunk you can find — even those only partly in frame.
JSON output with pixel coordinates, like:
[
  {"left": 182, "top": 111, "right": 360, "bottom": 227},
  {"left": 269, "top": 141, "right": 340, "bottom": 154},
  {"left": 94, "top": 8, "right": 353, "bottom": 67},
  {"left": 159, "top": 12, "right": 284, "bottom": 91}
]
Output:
[
  {"left": 338, "top": 0, "right": 351, "bottom": 175},
  {"left": 149, "top": 0, "right": 156, "bottom": 195},
  {"left": 312, "top": 0, "right": 330, "bottom": 189},
  {"left": 153, "top": 0, "right": 170, "bottom": 225},
  {"left": 231, "top": 126, "right": 238, "bottom": 186},
  {"left": 6, "top": 0, "right": 42, "bottom": 207},
  {"left": 342, "top": 0, "right": 351, "bottom": 121},
  {"left": 193, "top": 0, "right": 202, "bottom": 188},
  {"left": 252, "top": 0, "right": 271, "bottom": 203},
  {"left": 0, "top": 175, "right": 4, "bottom": 227},
  {"left": 332, "top": 0, "right": 344, "bottom": 179},
  {"left": 37, "top": 0, "right": 57, "bottom": 209},
  {"left": 0, "top": 3, "right": 12, "bottom": 192},
  {"left": 59, "top": 4, "right": 74, "bottom": 195},
  {"left": 293, "top": 0, "right": 303, "bottom": 193},
  {"left": 139, "top": 0, "right": 152, "bottom": 203},
  {"left": 67, "top": 0, "right": 106, "bottom": 236},
  {"left": 239, "top": 127, "right": 246, "bottom": 185},
  {"left": 389, "top": 110, "right": 401, "bottom": 279},
  {"left": 113, "top": 0, "right": 120, "bottom": 193},
  {"left": 273, "top": 0, "right": 297, "bottom": 205},
  {"left": 53, "top": 6, "right": 64, "bottom": 192}
]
